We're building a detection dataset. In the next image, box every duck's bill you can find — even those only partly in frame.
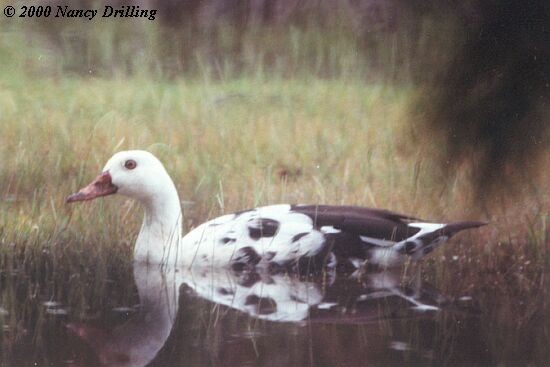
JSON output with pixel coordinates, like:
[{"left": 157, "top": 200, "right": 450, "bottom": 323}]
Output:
[{"left": 66, "top": 172, "right": 118, "bottom": 203}]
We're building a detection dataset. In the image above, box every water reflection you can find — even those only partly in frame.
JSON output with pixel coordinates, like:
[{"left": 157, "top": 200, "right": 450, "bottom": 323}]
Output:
[
  {"left": 3, "top": 252, "right": 549, "bottom": 366},
  {"left": 67, "top": 264, "right": 180, "bottom": 366},
  {"left": 186, "top": 268, "right": 445, "bottom": 323},
  {"left": 65, "top": 264, "right": 447, "bottom": 366}
]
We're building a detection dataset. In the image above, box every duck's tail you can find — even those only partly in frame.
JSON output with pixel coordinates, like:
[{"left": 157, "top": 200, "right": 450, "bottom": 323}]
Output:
[
  {"left": 441, "top": 221, "right": 488, "bottom": 237},
  {"left": 394, "top": 220, "right": 488, "bottom": 261}
]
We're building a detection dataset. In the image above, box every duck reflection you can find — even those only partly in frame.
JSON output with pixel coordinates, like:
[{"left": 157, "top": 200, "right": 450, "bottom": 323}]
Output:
[
  {"left": 183, "top": 267, "right": 444, "bottom": 324},
  {"left": 69, "top": 263, "right": 448, "bottom": 367},
  {"left": 68, "top": 264, "right": 180, "bottom": 366}
]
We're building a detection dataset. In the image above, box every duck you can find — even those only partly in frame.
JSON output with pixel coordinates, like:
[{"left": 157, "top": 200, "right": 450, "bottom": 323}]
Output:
[{"left": 66, "top": 150, "right": 486, "bottom": 270}]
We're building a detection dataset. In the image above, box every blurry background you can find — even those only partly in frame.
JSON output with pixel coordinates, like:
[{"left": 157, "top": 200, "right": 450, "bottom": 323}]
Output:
[
  {"left": 4, "top": 0, "right": 454, "bottom": 80},
  {"left": 1, "top": 0, "right": 547, "bottom": 200}
]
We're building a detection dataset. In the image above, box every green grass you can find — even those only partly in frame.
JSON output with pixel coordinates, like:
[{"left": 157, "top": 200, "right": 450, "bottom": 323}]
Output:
[
  {"left": 1, "top": 74, "right": 546, "bottom": 237},
  {"left": 1, "top": 76, "right": 549, "bottom": 364},
  {"left": 0, "top": 77, "right": 427, "bottom": 238},
  {"left": 0, "top": 13, "right": 549, "bottom": 366}
]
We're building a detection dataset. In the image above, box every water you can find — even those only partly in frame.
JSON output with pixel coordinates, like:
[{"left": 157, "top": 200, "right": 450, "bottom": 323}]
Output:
[{"left": 0, "top": 258, "right": 547, "bottom": 366}]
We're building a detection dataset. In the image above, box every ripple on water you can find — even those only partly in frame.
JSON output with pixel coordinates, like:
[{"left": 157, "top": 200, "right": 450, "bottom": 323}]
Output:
[
  {"left": 111, "top": 306, "right": 136, "bottom": 317},
  {"left": 112, "top": 306, "right": 135, "bottom": 313},
  {"left": 46, "top": 308, "right": 68, "bottom": 316},
  {"left": 42, "top": 301, "right": 68, "bottom": 316},
  {"left": 389, "top": 341, "right": 411, "bottom": 351},
  {"left": 42, "top": 301, "right": 62, "bottom": 308},
  {"left": 233, "top": 329, "right": 265, "bottom": 339}
]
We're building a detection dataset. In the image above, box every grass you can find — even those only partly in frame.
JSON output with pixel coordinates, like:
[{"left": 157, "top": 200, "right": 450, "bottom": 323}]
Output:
[
  {"left": 1, "top": 74, "right": 549, "bottom": 365},
  {"left": 0, "top": 77, "right": 429, "bottom": 240},
  {"left": 0, "top": 13, "right": 549, "bottom": 366}
]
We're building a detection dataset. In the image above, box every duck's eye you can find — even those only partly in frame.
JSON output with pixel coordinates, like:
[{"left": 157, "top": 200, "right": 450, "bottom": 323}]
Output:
[{"left": 124, "top": 159, "right": 137, "bottom": 170}]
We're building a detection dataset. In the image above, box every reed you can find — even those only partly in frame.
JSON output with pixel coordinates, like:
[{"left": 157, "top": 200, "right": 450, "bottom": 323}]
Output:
[{"left": 0, "top": 11, "right": 549, "bottom": 366}]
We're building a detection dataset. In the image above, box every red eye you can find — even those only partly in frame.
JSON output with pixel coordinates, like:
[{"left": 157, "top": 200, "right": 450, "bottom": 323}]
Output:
[{"left": 124, "top": 159, "right": 137, "bottom": 170}]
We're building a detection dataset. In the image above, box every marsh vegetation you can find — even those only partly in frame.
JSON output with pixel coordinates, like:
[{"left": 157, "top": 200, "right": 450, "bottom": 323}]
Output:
[{"left": 1, "top": 2, "right": 549, "bottom": 365}]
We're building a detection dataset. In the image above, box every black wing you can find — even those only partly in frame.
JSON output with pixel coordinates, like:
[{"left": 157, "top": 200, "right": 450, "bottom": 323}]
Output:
[
  {"left": 290, "top": 205, "right": 421, "bottom": 242},
  {"left": 289, "top": 205, "right": 423, "bottom": 266}
]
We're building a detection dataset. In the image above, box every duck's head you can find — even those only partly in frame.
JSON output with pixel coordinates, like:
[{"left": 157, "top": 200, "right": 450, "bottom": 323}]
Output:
[{"left": 67, "top": 150, "right": 173, "bottom": 204}]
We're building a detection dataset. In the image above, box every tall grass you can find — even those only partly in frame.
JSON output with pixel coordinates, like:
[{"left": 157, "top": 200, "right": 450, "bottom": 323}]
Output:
[
  {"left": 0, "top": 9, "right": 549, "bottom": 366},
  {"left": 0, "top": 4, "right": 458, "bottom": 82}
]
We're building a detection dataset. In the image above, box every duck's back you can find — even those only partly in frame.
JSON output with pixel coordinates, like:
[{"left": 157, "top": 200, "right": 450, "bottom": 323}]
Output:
[{"left": 181, "top": 204, "right": 484, "bottom": 270}]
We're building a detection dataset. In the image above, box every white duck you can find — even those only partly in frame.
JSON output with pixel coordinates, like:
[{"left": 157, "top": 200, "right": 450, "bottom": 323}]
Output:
[{"left": 67, "top": 150, "right": 485, "bottom": 269}]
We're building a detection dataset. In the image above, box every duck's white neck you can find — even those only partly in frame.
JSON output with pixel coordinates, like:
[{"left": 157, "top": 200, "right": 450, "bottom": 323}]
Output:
[{"left": 134, "top": 181, "right": 183, "bottom": 265}]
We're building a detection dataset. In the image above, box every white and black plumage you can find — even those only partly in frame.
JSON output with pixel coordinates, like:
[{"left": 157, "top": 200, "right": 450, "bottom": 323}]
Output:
[
  {"left": 67, "top": 264, "right": 445, "bottom": 366},
  {"left": 67, "top": 150, "right": 486, "bottom": 270},
  {"left": 183, "top": 204, "right": 485, "bottom": 270}
]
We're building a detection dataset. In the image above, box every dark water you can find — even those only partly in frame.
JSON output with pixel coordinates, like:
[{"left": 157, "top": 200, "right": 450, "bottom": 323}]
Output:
[{"left": 0, "top": 259, "right": 546, "bottom": 367}]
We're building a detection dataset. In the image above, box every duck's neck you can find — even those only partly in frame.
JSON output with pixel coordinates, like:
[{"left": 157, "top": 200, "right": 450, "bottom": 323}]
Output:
[{"left": 134, "top": 183, "right": 183, "bottom": 265}]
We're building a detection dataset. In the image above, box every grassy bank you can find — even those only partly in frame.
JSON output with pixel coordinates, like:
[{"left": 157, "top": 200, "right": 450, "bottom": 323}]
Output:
[
  {"left": 0, "top": 75, "right": 481, "bottom": 246},
  {"left": 1, "top": 75, "right": 549, "bottom": 364},
  {"left": 1, "top": 10, "right": 549, "bottom": 364},
  {"left": 1, "top": 74, "right": 549, "bottom": 276}
]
